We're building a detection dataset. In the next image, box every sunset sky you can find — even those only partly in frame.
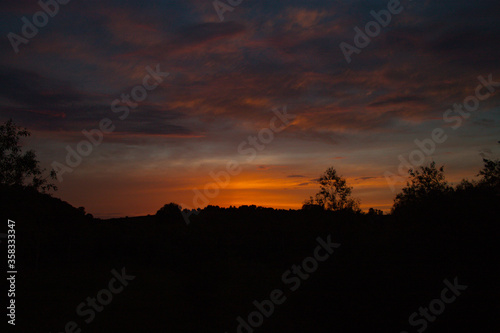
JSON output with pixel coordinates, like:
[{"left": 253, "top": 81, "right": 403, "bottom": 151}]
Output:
[{"left": 1, "top": 0, "right": 499, "bottom": 218}]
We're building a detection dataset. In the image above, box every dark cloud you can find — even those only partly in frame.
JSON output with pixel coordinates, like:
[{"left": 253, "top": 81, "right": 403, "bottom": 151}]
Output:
[
  {"left": 355, "top": 176, "right": 378, "bottom": 181},
  {"left": 0, "top": 0, "right": 499, "bottom": 171},
  {"left": 175, "top": 22, "right": 246, "bottom": 46},
  {"left": 0, "top": 67, "right": 82, "bottom": 108},
  {"left": 368, "top": 95, "right": 426, "bottom": 108}
]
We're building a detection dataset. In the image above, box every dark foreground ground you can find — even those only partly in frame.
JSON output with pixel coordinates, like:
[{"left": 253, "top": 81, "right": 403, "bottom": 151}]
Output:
[{"left": 1, "top": 186, "right": 499, "bottom": 332}]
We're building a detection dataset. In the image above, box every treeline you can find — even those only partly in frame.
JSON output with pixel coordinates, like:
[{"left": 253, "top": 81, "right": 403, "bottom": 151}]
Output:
[
  {"left": 156, "top": 158, "right": 500, "bottom": 224},
  {"left": 392, "top": 160, "right": 500, "bottom": 218}
]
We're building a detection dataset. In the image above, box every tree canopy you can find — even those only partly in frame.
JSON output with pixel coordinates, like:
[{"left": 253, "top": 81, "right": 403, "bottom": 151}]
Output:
[
  {"left": 478, "top": 158, "right": 500, "bottom": 192},
  {"left": 392, "top": 158, "right": 500, "bottom": 216},
  {"left": 0, "top": 119, "right": 57, "bottom": 192},
  {"left": 304, "top": 167, "right": 360, "bottom": 212},
  {"left": 392, "top": 162, "right": 451, "bottom": 214}
]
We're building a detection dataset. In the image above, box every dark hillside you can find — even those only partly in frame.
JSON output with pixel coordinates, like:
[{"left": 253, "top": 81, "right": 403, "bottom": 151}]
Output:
[{"left": 1, "top": 186, "right": 498, "bottom": 332}]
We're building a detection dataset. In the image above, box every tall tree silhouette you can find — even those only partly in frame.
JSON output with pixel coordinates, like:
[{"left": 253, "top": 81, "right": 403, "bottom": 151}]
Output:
[
  {"left": 478, "top": 158, "right": 500, "bottom": 192},
  {"left": 304, "top": 167, "right": 360, "bottom": 212},
  {"left": 0, "top": 119, "right": 57, "bottom": 192},
  {"left": 392, "top": 161, "right": 451, "bottom": 215}
]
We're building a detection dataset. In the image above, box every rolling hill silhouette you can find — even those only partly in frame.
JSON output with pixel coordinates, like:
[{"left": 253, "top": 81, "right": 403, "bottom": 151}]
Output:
[{"left": 1, "top": 179, "right": 498, "bottom": 332}]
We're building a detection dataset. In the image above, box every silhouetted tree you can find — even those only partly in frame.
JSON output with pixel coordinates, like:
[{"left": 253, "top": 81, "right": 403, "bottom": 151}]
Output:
[
  {"left": 0, "top": 119, "right": 57, "bottom": 192},
  {"left": 367, "top": 208, "right": 384, "bottom": 216},
  {"left": 156, "top": 203, "right": 183, "bottom": 222},
  {"left": 301, "top": 202, "right": 324, "bottom": 211},
  {"left": 455, "top": 178, "right": 476, "bottom": 191},
  {"left": 305, "top": 167, "right": 360, "bottom": 212},
  {"left": 392, "top": 161, "right": 452, "bottom": 214},
  {"left": 478, "top": 158, "right": 500, "bottom": 192}
]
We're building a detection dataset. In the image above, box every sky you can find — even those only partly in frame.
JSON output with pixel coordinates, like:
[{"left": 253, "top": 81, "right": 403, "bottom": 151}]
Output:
[{"left": 1, "top": 0, "right": 499, "bottom": 218}]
